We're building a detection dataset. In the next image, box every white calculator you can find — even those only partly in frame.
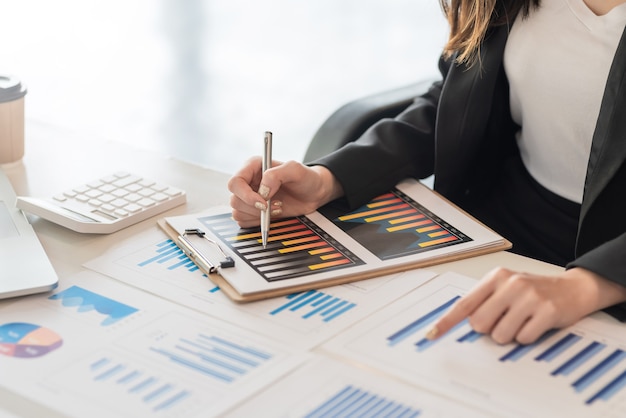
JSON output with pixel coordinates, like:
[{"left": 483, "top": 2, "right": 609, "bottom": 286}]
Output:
[{"left": 16, "top": 171, "right": 186, "bottom": 234}]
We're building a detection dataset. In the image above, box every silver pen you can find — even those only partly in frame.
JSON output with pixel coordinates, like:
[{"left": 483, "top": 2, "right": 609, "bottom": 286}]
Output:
[{"left": 261, "top": 131, "right": 272, "bottom": 248}]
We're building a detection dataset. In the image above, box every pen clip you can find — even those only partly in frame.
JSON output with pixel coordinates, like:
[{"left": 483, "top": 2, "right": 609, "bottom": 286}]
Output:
[{"left": 177, "top": 228, "right": 235, "bottom": 274}]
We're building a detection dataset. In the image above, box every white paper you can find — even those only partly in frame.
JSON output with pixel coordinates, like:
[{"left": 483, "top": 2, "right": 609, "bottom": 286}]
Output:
[
  {"left": 0, "top": 271, "right": 306, "bottom": 418},
  {"left": 321, "top": 271, "right": 626, "bottom": 417},
  {"left": 84, "top": 227, "right": 437, "bottom": 349},
  {"left": 223, "top": 355, "right": 491, "bottom": 417}
]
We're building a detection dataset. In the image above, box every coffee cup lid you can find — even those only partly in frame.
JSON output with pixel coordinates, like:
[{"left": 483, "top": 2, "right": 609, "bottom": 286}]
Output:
[{"left": 0, "top": 75, "right": 27, "bottom": 103}]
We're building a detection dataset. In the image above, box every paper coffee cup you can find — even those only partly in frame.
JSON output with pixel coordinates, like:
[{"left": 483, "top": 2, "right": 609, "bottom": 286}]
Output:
[{"left": 0, "top": 75, "right": 27, "bottom": 165}]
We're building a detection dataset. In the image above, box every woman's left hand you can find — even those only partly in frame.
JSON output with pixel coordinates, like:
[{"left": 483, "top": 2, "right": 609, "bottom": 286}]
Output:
[{"left": 427, "top": 267, "right": 626, "bottom": 345}]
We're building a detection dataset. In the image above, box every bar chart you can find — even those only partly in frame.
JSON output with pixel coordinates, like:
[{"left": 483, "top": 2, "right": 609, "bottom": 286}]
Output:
[
  {"left": 323, "top": 272, "right": 626, "bottom": 416},
  {"left": 269, "top": 290, "right": 357, "bottom": 322},
  {"left": 223, "top": 356, "right": 487, "bottom": 417},
  {"left": 198, "top": 213, "right": 364, "bottom": 282},
  {"left": 48, "top": 286, "right": 139, "bottom": 327},
  {"left": 318, "top": 189, "right": 472, "bottom": 260}
]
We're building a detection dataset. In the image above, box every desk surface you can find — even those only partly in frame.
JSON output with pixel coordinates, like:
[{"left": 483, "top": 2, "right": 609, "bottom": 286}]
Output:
[{"left": 1, "top": 123, "right": 566, "bottom": 417}]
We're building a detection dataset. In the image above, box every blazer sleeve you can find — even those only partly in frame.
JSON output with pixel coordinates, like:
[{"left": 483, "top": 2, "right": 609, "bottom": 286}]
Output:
[
  {"left": 567, "top": 234, "right": 626, "bottom": 321},
  {"left": 310, "top": 56, "right": 451, "bottom": 210}
]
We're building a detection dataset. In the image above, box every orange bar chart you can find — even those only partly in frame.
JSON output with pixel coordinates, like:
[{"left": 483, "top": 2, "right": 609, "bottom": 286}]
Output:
[
  {"left": 318, "top": 189, "right": 471, "bottom": 260},
  {"left": 198, "top": 214, "right": 364, "bottom": 282}
]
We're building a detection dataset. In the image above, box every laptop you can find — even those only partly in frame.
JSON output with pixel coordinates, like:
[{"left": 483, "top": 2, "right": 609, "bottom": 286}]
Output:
[{"left": 0, "top": 168, "right": 58, "bottom": 298}]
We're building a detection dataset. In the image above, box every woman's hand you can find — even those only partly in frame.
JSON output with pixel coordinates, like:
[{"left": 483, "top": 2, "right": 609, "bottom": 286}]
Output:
[
  {"left": 227, "top": 157, "right": 344, "bottom": 227},
  {"left": 427, "top": 267, "right": 626, "bottom": 345}
]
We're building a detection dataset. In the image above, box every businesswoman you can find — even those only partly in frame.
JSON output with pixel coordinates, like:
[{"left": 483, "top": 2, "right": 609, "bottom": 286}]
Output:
[{"left": 227, "top": 0, "right": 626, "bottom": 344}]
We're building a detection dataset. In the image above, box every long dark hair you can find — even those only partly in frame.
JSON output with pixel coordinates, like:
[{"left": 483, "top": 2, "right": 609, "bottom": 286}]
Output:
[{"left": 440, "top": 0, "right": 540, "bottom": 65}]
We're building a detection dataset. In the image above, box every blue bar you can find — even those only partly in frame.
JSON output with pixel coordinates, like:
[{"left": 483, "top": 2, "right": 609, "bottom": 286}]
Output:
[
  {"left": 150, "top": 348, "right": 234, "bottom": 383},
  {"left": 302, "top": 297, "right": 340, "bottom": 318},
  {"left": 158, "top": 250, "right": 184, "bottom": 264},
  {"left": 552, "top": 341, "right": 606, "bottom": 376},
  {"left": 348, "top": 394, "right": 379, "bottom": 417},
  {"left": 138, "top": 245, "right": 179, "bottom": 266},
  {"left": 387, "top": 296, "right": 460, "bottom": 347},
  {"left": 324, "top": 303, "right": 356, "bottom": 322},
  {"left": 290, "top": 292, "right": 324, "bottom": 311},
  {"left": 332, "top": 390, "right": 369, "bottom": 416},
  {"left": 457, "top": 329, "right": 482, "bottom": 343},
  {"left": 321, "top": 300, "right": 349, "bottom": 316},
  {"left": 90, "top": 357, "right": 110, "bottom": 370},
  {"left": 143, "top": 384, "right": 173, "bottom": 402},
  {"left": 175, "top": 343, "right": 247, "bottom": 374},
  {"left": 129, "top": 377, "right": 157, "bottom": 393},
  {"left": 117, "top": 370, "right": 141, "bottom": 384},
  {"left": 311, "top": 294, "right": 332, "bottom": 306},
  {"left": 270, "top": 290, "right": 317, "bottom": 315},
  {"left": 415, "top": 318, "right": 468, "bottom": 352},
  {"left": 573, "top": 349, "right": 626, "bottom": 393},
  {"left": 169, "top": 256, "right": 192, "bottom": 270},
  {"left": 153, "top": 390, "right": 191, "bottom": 412},
  {"left": 206, "top": 335, "right": 272, "bottom": 360},
  {"left": 499, "top": 330, "right": 557, "bottom": 362},
  {"left": 302, "top": 295, "right": 333, "bottom": 318},
  {"left": 209, "top": 286, "right": 220, "bottom": 293},
  {"left": 304, "top": 385, "right": 355, "bottom": 417},
  {"left": 211, "top": 347, "right": 260, "bottom": 367},
  {"left": 535, "top": 333, "right": 581, "bottom": 362},
  {"left": 586, "top": 369, "right": 626, "bottom": 404},
  {"left": 94, "top": 364, "right": 125, "bottom": 381}
]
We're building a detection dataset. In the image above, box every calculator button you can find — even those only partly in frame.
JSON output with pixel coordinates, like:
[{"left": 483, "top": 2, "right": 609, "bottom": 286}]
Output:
[
  {"left": 124, "top": 203, "right": 142, "bottom": 213},
  {"left": 63, "top": 190, "right": 77, "bottom": 198},
  {"left": 111, "top": 198, "right": 129, "bottom": 208},
  {"left": 137, "top": 198, "right": 156, "bottom": 207},
  {"left": 151, "top": 184, "right": 168, "bottom": 192},
  {"left": 151, "top": 193, "right": 168, "bottom": 202},
  {"left": 138, "top": 179, "right": 155, "bottom": 188},
  {"left": 112, "top": 189, "right": 129, "bottom": 198},
  {"left": 99, "top": 184, "right": 116, "bottom": 193},
  {"left": 76, "top": 194, "right": 90, "bottom": 203},
  {"left": 87, "top": 180, "right": 104, "bottom": 188},
  {"left": 100, "top": 203, "right": 115, "bottom": 212},
  {"left": 125, "top": 193, "right": 142, "bottom": 203},
  {"left": 163, "top": 187, "right": 183, "bottom": 197},
  {"left": 53, "top": 195, "right": 67, "bottom": 202},
  {"left": 113, "top": 175, "right": 141, "bottom": 188},
  {"left": 88, "top": 199, "right": 102, "bottom": 207},
  {"left": 125, "top": 183, "right": 142, "bottom": 193},
  {"left": 98, "top": 194, "right": 116, "bottom": 204},
  {"left": 85, "top": 189, "right": 103, "bottom": 199},
  {"left": 73, "top": 185, "right": 90, "bottom": 194},
  {"left": 114, "top": 209, "right": 129, "bottom": 217},
  {"left": 113, "top": 171, "right": 130, "bottom": 178},
  {"left": 138, "top": 188, "right": 155, "bottom": 197}
]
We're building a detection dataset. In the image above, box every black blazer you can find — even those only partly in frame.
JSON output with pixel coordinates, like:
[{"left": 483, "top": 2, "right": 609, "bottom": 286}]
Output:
[{"left": 315, "top": 24, "right": 626, "bottom": 318}]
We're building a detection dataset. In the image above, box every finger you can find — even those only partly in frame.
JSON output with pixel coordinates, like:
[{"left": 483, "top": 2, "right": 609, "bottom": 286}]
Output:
[
  {"left": 257, "top": 160, "right": 305, "bottom": 200},
  {"left": 426, "top": 267, "right": 513, "bottom": 340}
]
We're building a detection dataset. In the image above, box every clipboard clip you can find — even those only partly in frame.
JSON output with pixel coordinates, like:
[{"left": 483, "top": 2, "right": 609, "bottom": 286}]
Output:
[{"left": 176, "top": 228, "right": 235, "bottom": 274}]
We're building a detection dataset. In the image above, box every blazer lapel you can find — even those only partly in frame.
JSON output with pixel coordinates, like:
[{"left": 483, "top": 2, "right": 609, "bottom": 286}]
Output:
[{"left": 581, "top": 27, "right": 626, "bottom": 223}]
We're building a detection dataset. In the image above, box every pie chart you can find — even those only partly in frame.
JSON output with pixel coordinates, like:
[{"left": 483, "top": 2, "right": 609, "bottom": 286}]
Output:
[{"left": 0, "top": 322, "right": 63, "bottom": 358}]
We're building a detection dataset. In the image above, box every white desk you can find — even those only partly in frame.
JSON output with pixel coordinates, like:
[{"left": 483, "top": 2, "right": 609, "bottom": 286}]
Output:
[{"left": 1, "top": 123, "right": 565, "bottom": 417}]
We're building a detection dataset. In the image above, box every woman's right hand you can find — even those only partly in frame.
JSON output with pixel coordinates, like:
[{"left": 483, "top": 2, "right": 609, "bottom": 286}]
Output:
[{"left": 227, "top": 157, "right": 344, "bottom": 228}]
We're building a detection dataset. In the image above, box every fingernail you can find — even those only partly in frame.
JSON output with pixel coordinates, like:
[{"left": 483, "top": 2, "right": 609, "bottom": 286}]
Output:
[
  {"left": 271, "top": 208, "right": 282, "bottom": 216},
  {"left": 254, "top": 201, "right": 267, "bottom": 211},
  {"left": 259, "top": 184, "right": 270, "bottom": 199},
  {"left": 425, "top": 327, "right": 438, "bottom": 340},
  {"left": 272, "top": 201, "right": 283, "bottom": 207}
]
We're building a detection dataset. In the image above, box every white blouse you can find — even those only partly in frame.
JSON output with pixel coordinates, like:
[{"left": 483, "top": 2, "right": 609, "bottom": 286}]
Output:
[{"left": 504, "top": 0, "right": 626, "bottom": 203}]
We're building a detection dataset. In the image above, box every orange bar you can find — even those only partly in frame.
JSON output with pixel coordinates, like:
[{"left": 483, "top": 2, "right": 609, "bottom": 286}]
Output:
[
  {"left": 416, "top": 225, "right": 440, "bottom": 233},
  {"left": 372, "top": 193, "right": 395, "bottom": 201},
  {"left": 278, "top": 241, "right": 328, "bottom": 253},
  {"left": 320, "top": 252, "right": 344, "bottom": 260},
  {"left": 386, "top": 219, "right": 432, "bottom": 232},
  {"left": 267, "top": 230, "right": 315, "bottom": 243},
  {"left": 282, "top": 235, "right": 320, "bottom": 246},
  {"left": 309, "top": 247, "right": 335, "bottom": 255},
  {"left": 367, "top": 197, "right": 403, "bottom": 208},
  {"left": 270, "top": 218, "right": 300, "bottom": 228},
  {"left": 270, "top": 224, "right": 308, "bottom": 235},
  {"left": 339, "top": 203, "right": 410, "bottom": 221},
  {"left": 388, "top": 214, "right": 425, "bottom": 225},
  {"left": 366, "top": 208, "right": 417, "bottom": 222},
  {"left": 428, "top": 230, "right": 449, "bottom": 237},
  {"left": 308, "top": 258, "right": 352, "bottom": 270},
  {"left": 228, "top": 231, "right": 261, "bottom": 241},
  {"left": 418, "top": 235, "right": 459, "bottom": 247}
]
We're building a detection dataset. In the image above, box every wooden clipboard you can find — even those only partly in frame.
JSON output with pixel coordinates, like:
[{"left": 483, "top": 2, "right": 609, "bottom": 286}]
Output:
[{"left": 157, "top": 188, "right": 511, "bottom": 303}]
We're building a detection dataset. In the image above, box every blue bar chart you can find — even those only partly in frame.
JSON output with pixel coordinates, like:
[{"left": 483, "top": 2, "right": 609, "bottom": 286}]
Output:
[
  {"left": 150, "top": 332, "right": 273, "bottom": 384},
  {"left": 48, "top": 286, "right": 139, "bottom": 326},
  {"left": 322, "top": 272, "right": 626, "bottom": 416},
  {"left": 138, "top": 239, "right": 199, "bottom": 273},
  {"left": 269, "top": 290, "right": 357, "bottom": 322},
  {"left": 303, "top": 385, "right": 421, "bottom": 418},
  {"left": 87, "top": 355, "right": 193, "bottom": 412}
]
